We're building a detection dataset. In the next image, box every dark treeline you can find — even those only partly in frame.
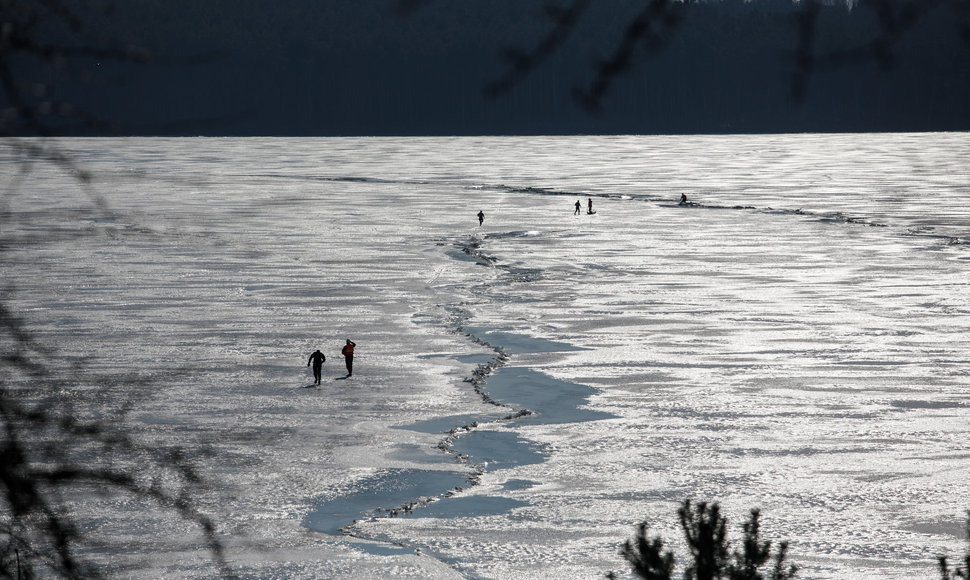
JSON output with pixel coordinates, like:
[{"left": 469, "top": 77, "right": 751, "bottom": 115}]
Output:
[{"left": 11, "top": 0, "right": 970, "bottom": 135}]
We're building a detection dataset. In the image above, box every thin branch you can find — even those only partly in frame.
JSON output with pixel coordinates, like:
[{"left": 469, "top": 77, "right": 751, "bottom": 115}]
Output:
[
  {"left": 574, "top": 0, "right": 679, "bottom": 111},
  {"left": 484, "top": 0, "right": 592, "bottom": 98}
]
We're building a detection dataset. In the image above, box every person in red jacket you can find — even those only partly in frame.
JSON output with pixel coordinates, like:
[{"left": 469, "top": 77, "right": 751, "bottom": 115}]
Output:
[{"left": 341, "top": 339, "right": 356, "bottom": 377}]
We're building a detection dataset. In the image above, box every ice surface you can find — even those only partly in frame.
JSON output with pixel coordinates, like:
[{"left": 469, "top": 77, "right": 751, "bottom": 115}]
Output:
[{"left": 2, "top": 134, "right": 970, "bottom": 579}]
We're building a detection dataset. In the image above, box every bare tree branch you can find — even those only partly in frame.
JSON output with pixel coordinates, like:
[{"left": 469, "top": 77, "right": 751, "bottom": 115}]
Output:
[
  {"left": 2, "top": 3, "right": 233, "bottom": 578},
  {"left": 484, "top": 0, "right": 592, "bottom": 98},
  {"left": 574, "top": 0, "right": 680, "bottom": 112}
]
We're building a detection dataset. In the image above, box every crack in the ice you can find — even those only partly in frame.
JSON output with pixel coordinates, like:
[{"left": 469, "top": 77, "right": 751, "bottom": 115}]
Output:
[{"left": 330, "top": 235, "right": 538, "bottom": 578}]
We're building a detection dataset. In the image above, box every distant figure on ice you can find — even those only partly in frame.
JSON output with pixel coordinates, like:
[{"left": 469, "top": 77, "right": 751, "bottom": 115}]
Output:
[
  {"left": 587, "top": 198, "right": 595, "bottom": 214},
  {"left": 574, "top": 200, "right": 581, "bottom": 215},
  {"left": 341, "top": 339, "right": 356, "bottom": 377},
  {"left": 680, "top": 193, "right": 688, "bottom": 205},
  {"left": 477, "top": 210, "right": 485, "bottom": 226},
  {"left": 307, "top": 349, "right": 326, "bottom": 385}
]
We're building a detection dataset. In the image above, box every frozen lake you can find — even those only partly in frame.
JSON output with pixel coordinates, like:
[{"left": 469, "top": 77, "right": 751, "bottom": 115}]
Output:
[{"left": 3, "top": 134, "right": 970, "bottom": 578}]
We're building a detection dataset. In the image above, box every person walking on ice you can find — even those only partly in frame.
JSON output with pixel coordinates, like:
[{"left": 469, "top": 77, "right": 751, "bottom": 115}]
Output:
[
  {"left": 574, "top": 200, "right": 581, "bottom": 215},
  {"left": 307, "top": 349, "right": 325, "bottom": 385},
  {"left": 342, "top": 339, "right": 356, "bottom": 377},
  {"left": 587, "top": 198, "right": 595, "bottom": 214},
  {"left": 477, "top": 210, "right": 485, "bottom": 226}
]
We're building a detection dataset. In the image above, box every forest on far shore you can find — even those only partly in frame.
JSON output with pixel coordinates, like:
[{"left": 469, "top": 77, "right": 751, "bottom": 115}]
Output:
[{"left": 11, "top": 0, "right": 970, "bottom": 136}]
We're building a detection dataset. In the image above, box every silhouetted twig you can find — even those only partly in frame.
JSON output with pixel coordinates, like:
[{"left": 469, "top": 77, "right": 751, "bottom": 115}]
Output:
[
  {"left": 484, "top": 0, "right": 592, "bottom": 98},
  {"left": 791, "top": 0, "right": 951, "bottom": 104},
  {"left": 2, "top": 2, "right": 233, "bottom": 577},
  {"left": 474, "top": 0, "right": 970, "bottom": 112},
  {"left": 0, "top": 0, "right": 150, "bottom": 137},
  {"left": 574, "top": 0, "right": 680, "bottom": 111}
]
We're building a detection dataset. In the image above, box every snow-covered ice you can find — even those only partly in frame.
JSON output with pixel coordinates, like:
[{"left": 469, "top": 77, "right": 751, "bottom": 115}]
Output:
[{"left": 2, "top": 134, "right": 970, "bottom": 578}]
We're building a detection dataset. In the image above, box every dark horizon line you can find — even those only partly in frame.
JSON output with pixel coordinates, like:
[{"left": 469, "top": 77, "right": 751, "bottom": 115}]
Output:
[{"left": 15, "top": 127, "right": 970, "bottom": 139}]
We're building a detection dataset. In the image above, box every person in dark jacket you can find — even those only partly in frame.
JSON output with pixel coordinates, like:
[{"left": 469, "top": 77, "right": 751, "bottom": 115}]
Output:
[
  {"left": 307, "top": 349, "right": 326, "bottom": 384},
  {"left": 341, "top": 340, "right": 356, "bottom": 377}
]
